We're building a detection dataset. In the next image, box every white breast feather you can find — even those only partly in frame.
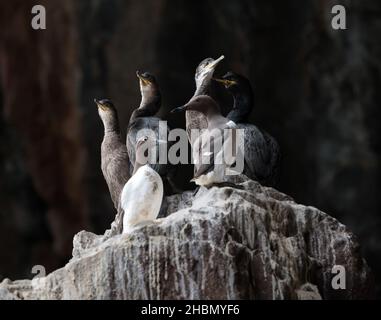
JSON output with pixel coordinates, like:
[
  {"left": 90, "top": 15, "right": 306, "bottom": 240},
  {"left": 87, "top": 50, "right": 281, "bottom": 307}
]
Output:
[{"left": 120, "top": 165, "right": 163, "bottom": 234}]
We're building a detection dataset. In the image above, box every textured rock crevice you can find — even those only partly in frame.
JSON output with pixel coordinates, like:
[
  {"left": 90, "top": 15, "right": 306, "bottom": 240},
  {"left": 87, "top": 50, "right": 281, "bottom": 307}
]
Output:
[{"left": 0, "top": 176, "right": 374, "bottom": 299}]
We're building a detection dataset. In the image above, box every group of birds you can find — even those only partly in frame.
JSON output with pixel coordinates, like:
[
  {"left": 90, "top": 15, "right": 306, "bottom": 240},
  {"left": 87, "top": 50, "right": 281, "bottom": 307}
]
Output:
[{"left": 95, "top": 55, "right": 281, "bottom": 234}]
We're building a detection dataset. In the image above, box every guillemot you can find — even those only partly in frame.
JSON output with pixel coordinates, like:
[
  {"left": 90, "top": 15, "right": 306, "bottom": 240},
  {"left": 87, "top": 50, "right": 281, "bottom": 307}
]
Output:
[
  {"left": 185, "top": 56, "right": 224, "bottom": 143},
  {"left": 214, "top": 72, "right": 281, "bottom": 187},
  {"left": 95, "top": 98, "right": 130, "bottom": 209},
  {"left": 127, "top": 71, "right": 178, "bottom": 194},
  {"left": 121, "top": 136, "right": 164, "bottom": 234},
  {"left": 171, "top": 95, "right": 241, "bottom": 188}
]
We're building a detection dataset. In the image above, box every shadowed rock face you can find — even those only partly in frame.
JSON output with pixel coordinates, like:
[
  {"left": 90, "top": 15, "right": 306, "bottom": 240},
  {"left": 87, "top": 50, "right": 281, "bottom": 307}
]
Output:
[
  {"left": 0, "top": 0, "right": 88, "bottom": 268},
  {"left": 0, "top": 176, "right": 374, "bottom": 300}
]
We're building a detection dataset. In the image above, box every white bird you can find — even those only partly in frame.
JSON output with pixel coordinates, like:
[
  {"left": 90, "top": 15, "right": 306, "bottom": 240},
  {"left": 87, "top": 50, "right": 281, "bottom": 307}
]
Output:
[{"left": 121, "top": 136, "right": 164, "bottom": 234}]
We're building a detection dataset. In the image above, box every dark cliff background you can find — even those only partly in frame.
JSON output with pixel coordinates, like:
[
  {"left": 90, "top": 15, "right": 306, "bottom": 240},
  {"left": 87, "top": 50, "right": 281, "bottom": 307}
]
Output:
[{"left": 0, "top": 0, "right": 380, "bottom": 297}]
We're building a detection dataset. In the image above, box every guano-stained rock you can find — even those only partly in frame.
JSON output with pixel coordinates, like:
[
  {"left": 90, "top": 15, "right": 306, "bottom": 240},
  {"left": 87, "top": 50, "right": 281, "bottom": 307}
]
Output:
[{"left": 0, "top": 176, "right": 374, "bottom": 299}]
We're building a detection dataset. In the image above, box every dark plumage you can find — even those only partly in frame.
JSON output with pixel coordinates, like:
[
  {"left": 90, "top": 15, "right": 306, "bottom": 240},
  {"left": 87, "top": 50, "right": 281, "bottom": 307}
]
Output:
[
  {"left": 95, "top": 98, "right": 130, "bottom": 209},
  {"left": 216, "top": 72, "right": 253, "bottom": 123},
  {"left": 127, "top": 71, "right": 162, "bottom": 173},
  {"left": 214, "top": 72, "right": 281, "bottom": 187},
  {"left": 127, "top": 71, "right": 177, "bottom": 194}
]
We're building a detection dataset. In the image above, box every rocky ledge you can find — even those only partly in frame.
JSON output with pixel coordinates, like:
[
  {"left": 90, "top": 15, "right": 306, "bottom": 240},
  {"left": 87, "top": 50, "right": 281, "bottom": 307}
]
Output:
[{"left": 0, "top": 176, "right": 374, "bottom": 299}]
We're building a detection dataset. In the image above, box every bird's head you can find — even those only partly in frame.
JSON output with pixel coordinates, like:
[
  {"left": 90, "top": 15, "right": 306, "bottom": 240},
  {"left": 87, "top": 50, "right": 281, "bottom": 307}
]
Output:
[
  {"left": 195, "top": 55, "right": 224, "bottom": 87},
  {"left": 94, "top": 98, "right": 117, "bottom": 118},
  {"left": 214, "top": 72, "right": 251, "bottom": 95},
  {"left": 95, "top": 98, "right": 119, "bottom": 130},
  {"left": 136, "top": 71, "right": 159, "bottom": 95},
  {"left": 170, "top": 95, "right": 220, "bottom": 116}
]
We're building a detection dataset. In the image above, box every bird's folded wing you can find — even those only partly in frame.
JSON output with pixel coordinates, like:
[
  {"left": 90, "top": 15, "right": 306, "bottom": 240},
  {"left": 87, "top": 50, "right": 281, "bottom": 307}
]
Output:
[{"left": 192, "top": 132, "right": 225, "bottom": 179}]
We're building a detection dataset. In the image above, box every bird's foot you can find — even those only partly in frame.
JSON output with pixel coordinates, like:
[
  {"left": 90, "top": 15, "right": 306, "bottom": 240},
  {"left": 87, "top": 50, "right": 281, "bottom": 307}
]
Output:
[{"left": 209, "top": 182, "right": 244, "bottom": 190}]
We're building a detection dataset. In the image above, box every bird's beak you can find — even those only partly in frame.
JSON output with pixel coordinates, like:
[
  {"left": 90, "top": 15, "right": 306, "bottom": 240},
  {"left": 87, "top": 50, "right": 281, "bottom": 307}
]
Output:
[
  {"left": 94, "top": 98, "right": 107, "bottom": 110},
  {"left": 170, "top": 105, "right": 187, "bottom": 113},
  {"left": 213, "top": 78, "right": 237, "bottom": 87},
  {"left": 207, "top": 55, "right": 225, "bottom": 71},
  {"left": 136, "top": 70, "right": 151, "bottom": 85}
]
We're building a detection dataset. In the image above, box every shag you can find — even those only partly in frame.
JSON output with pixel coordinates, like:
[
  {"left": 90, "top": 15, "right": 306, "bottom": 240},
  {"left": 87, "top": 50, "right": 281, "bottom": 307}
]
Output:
[
  {"left": 214, "top": 72, "right": 281, "bottom": 187},
  {"left": 127, "top": 71, "right": 177, "bottom": 194},
  {"left": 185, "top": 56, "right": 225, "bottom": 142},
  {"left": 172, "top": 95, "right": 239, "bottom": 188},
  {"left": 127, "top": 71, "right": 162, "bottom": 173},
  {"left": 121, "top": 136, "right": 163, "bottom": 234},
  {"left": 95, "top": 98, "right": 130, "bottom": 209}
]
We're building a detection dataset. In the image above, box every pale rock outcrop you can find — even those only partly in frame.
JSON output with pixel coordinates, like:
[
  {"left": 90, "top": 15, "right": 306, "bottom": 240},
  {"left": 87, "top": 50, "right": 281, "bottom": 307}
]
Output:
[{"left": 0, "top": 176, "right": 374, "bottom": 299}]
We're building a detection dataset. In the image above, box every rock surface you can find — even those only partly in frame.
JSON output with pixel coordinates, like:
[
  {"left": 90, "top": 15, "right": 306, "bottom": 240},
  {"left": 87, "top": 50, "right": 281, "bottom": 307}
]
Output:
[{"left": 0, "top": 176, "right": 374, "bottom": 299}]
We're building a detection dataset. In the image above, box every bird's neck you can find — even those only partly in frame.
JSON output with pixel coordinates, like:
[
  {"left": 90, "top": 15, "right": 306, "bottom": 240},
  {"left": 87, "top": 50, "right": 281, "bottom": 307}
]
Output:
[
  {"left": 102, "top": 112, "right": 120, "bottom": 135},
  {"left": 194, "top": 77, "right": 211, "bottom": 97},
  {"left": 132, "top": 162, "right": 143, "bottom": 175},
  {"left": 140, "top": 92, "right": 161, "bottom": 111},
  {"left": 205, "top": 109, "right": 225, "bottom": 128},
  {"left": 227, "top": 90, "right": 253, "bottom": 123},
  {"left": 131, "top": 94, "right": 161, "bottom": 122}
]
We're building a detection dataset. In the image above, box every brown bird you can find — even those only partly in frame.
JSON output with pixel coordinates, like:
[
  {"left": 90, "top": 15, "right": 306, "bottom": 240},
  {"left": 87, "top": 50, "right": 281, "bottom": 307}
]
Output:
[
  {"left": 95, "top": 98, "right": 130, "bottom": 209},
  {"left": 172, "top": 95, "right": 241, "bottom": 188},
  {"left": 185, "top": 56, "right": 224, "bottom": 143}
]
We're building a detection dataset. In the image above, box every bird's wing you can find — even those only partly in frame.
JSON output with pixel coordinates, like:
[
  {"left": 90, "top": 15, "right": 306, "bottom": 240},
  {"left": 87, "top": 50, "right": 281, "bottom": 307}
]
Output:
[
  {"left": 192, "top": 129, "right": 225, "bottom": 179},
  {"left": 126, "top": 122, "right": 138, "bottom": 171},
  {"left": 101, "top": 137, "right": 131, "bottom": 209},
  {"left": 126, "top": 117, "right": 169, "bottom": 176},
  {"left": 186, "top": 110, "right": 208, "bottom": 143},
  {"left": 126, "top": 118, "right": 152, "bottom": 173},
  {"left": 262, "top": 131, "right": 281, "bottom": 186},
  {"left": 238, "top": 124, "right": 280, "bottom": 185}
]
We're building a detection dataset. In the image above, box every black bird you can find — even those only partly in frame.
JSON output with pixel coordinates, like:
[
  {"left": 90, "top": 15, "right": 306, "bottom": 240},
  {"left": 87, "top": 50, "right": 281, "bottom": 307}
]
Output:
[
  {"left": 126, "top": 71, "right": 161, "bottom": 172},
  {"left": 215, "top": 72, "right": 253, "bottom": 123},
  {"left": 127, "top": 71, "right": 178, "bottom": 194},
  {"left": 186, "top": 56, "right": 224, "bottom": 142},
  {"left": 95, "top": 98, "right": 130, "bottom": 209},
  {"left": 214, "top": 72, "right": 281, "bottom": 187}
]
